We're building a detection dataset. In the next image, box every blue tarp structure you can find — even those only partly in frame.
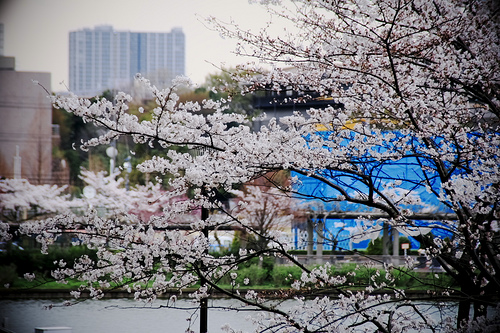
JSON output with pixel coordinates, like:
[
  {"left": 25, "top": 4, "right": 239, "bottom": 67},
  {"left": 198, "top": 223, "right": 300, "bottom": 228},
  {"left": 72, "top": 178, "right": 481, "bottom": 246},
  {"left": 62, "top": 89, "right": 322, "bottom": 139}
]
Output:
[{"left": 291, "top": 130, "right": 456, "bottom": 250}]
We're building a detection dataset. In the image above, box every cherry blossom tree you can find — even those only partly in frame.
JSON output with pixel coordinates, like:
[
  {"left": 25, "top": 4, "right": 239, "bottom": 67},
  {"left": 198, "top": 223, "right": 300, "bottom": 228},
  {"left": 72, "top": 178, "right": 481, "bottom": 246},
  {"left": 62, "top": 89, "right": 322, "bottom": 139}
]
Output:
[
  {"left": 0, "top": 178, "right": 72, "bottom": 222},
  {"left": 209, "top": 0, "right": 500, "bottom": 328},
  {"left": 5, "top": 0, "right": 499, "bottom": 332},
  {"left": 0, "top": 169, "right": 171, "bottom": 222},
  {"left": 0, "top": 170, "right": 177, "bottom": 244},
  {"left": 77, "top": 168, "right": 175, "bottom": 221}
]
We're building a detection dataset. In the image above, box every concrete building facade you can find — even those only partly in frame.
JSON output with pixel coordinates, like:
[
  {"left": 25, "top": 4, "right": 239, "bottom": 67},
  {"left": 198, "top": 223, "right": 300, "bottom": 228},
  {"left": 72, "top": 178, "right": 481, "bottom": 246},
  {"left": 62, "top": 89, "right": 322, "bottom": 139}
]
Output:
[
  {"left": 69, "top": 25, "right": 185, "bottom": 97},
  {"left": 0, "top": 57, "right": 53, "bottom": 184}
]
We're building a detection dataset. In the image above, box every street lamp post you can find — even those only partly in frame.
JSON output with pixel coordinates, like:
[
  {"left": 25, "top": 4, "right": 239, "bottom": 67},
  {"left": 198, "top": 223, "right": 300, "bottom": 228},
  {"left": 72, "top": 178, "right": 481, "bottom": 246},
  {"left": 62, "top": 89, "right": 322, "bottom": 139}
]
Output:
[
  {"left": 200, "top": 195, "right": 209, "bottom": 333},
  {"left": 82, "top": 185, "right": 96, "bottom": 209},
  {"left": 123, "top": 156, "right": 132, "bottom": 191},
  {"left": 106, "top": 146, "right": 118, "bottom": 176}
]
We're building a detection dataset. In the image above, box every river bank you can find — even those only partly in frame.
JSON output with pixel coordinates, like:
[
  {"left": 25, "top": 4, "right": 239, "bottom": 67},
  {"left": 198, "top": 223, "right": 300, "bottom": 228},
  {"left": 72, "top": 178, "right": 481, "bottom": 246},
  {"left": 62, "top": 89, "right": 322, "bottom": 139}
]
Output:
[{"left": 0, "top": 287, "right": 452, "bottom": 301}]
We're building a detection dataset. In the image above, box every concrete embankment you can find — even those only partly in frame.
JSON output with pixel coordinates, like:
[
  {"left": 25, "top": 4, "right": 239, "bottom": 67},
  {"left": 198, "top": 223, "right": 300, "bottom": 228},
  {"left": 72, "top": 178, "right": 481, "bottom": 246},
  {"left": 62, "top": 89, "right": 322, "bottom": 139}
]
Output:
[{"left": 0, "top": 287, "right": 448, "bottom": 301}]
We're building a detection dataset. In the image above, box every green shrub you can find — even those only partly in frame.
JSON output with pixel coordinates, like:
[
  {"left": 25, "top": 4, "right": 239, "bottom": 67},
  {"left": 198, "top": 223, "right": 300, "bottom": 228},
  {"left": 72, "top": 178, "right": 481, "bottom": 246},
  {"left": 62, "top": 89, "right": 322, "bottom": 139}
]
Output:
[
  {"left": 0, "top": 263, "right": 18, "bottom": 286},
  {"left": 271, "top": 265, "right": 303, "bottom": 287},
  {"left": 365, "top": 237, "right": 418, "bottom": 255},
  {"left": 235, "top": 265, "right": 269, "bottom": 286},
  {"left": 287, "top": 249, "right": 307, "bottom": 255},
  {"left": 216, "top": 264, "right": 269, "bottom": 287},
  {"left": 391, "top": 270, "right": 456, "bottom": 290},
  {"left": 287, "top": 250, "right": 346, "bottom": 255},
  {"left": 239, "top": 256, "right": 275, "bottom": 272},
  {"left": 0, "top": 245, "right": 98, "bottom": 280}
]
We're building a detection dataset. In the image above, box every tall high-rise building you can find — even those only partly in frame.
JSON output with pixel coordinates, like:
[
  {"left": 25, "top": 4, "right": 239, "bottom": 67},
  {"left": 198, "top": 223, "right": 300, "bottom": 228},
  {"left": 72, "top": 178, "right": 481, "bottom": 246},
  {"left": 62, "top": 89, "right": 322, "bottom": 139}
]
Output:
[{"left": 69, "top": 25, "right": 185, "bottom": 96}]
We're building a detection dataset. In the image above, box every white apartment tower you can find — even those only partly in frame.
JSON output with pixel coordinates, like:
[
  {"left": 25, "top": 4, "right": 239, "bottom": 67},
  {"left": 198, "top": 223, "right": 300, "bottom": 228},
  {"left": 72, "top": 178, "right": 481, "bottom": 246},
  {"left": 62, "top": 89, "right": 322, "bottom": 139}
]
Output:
[{"left": 69, "top": 25, "right": 185, "bottom": 96}]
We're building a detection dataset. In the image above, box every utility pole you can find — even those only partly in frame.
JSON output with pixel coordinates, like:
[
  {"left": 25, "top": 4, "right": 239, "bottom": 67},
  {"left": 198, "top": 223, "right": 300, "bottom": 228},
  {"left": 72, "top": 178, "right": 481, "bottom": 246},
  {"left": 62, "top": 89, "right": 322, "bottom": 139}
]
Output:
[{"left": 200, "top": 191, "right": 209, "bottom": 333}]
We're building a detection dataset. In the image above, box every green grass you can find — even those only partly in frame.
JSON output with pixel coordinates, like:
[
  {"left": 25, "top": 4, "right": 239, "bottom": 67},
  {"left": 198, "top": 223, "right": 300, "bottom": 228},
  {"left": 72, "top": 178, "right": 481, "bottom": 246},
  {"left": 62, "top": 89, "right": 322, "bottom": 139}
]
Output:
[
  {"left": 2, "top": 265, "right": 455, "bottom": 297},
  {"left": 1, "top": 245, "right": 456, "bottom": 295}
]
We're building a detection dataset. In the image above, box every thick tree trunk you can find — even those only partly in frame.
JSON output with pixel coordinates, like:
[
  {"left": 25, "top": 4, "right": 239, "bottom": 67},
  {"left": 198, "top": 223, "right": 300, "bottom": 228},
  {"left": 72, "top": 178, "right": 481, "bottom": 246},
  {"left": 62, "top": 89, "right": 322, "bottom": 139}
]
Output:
[
  {"left": 473, "top": 299, "right": 487, "bottom": 321},
  {"left": 457, "top": 299, "right": 471, "bottom": 329}
]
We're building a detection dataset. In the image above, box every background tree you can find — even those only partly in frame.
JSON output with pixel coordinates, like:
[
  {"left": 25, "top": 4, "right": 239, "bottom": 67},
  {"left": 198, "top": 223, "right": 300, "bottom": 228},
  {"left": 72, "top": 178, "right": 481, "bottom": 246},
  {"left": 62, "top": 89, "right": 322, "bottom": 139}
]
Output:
[
  {"left": 0, "top": 169, "right": 172, "bottom": 224},
  {"left": 0, "top": 178, "right": 72, "bottom": 223},
  {"left": 52, "top": 90, "right": 116, "bottom": 187},
  {"left": 76, "top": 168, "right": 173, "bottom": 220},
  {"left": 202, "top": 68, "right": 257, "bottom": 118},
  {"left": 232, "top": 184, "right": 295, "bottom": 251}
]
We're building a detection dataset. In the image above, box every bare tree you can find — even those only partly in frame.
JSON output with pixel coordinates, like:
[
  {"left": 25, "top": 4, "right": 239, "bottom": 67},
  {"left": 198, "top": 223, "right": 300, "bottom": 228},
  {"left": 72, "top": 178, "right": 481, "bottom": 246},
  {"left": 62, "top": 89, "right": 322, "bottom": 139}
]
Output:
[{"left": 232, "top": 183, "right": 295, "bottom": 251}]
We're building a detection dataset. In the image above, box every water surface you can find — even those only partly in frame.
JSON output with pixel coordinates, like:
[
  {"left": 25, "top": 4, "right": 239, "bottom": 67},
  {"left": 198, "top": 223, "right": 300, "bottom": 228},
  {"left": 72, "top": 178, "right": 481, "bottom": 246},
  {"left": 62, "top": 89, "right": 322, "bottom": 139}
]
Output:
[{"left": 0, "top": 298, "right": 257, "bottom": 333}]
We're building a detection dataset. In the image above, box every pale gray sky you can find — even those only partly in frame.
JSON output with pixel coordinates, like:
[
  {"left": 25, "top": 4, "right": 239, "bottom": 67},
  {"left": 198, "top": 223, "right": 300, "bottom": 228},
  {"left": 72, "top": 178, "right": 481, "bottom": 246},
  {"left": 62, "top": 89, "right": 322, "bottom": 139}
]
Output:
[{"left": 0, "top": 0, "right": 272, "bottom": 92}]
